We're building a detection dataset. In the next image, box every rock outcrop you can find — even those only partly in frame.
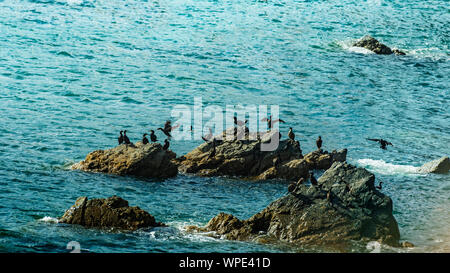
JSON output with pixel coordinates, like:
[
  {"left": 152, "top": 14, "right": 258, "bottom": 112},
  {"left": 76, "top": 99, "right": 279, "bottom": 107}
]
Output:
[
  {"left": 59, "top": 196, "right": 165, "bottom": 230},
  {"left": 418, "top": 156, "right": 450, "bottom": 174},
  {"left": 353, "top": 35, "right": 405, "bottom": 55},
  {"left": 178, "top": 130, "right": 346, "bottom": 181},
  {"left": 191, "top": 162, "right": 400, "bottom": 248},
  {"left": 71, "top": 142, "right": 178, "bottom": 178}
]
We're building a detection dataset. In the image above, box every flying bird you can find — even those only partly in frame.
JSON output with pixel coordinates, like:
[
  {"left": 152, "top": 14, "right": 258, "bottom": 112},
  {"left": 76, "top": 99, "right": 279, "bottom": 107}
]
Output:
[
  {"left": 261, "top": 115, "right": 285, "bottom": 129},
  {"left": 367, "top": 138, "right": 393, "bottom": 150}
]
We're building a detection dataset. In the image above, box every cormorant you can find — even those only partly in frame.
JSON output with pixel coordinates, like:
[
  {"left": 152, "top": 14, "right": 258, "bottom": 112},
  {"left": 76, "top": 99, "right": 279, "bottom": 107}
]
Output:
[
  {"left": 309, "top": 172, "right": 318, "bottom": 186},
  {"left": 288, "top": 127, "right": 295, "bottom": 141},
  {"left": 163, "top": 139, "right": 170, "bottom": 150},
  {"left": 142, "top": 133, "right": 149, "bottom": 144},
  {"left": 123, "top": 130, "right": 131, "bottom": 145},
  {"left": 261, "top": 115, "right": 285, "bottom": 130},
  {"left": 150, "top": 130, "right": 157, "bottom": 142},
  {"left": 233, "top": 116, "right": 248, "bottom": 127},
  {"left": 118, "top": 130, "right": 124, "bottom": 145},
  {"left": 316, "top": 136, "right": 322, "bottom": 151},
  {"left": 158, "top": 127, "right": 172, "bottom": 138},
  {"left": 376, "top": 181, "right": 383, "bottom": 190},
  {"left": 203, "top": 127, "right": 213, "bottom": 141},
  {"left": 367, "top": 138, "right": 393, "bottom": 150},
  {"left": 158, "top": 121, "right": 181, "bottom": 139},
  {"left": 288, "top": 182, "right": 296, "bottom": 193},
  {"left": 208, "top": 139, "right": 216, "bottom": 159}
]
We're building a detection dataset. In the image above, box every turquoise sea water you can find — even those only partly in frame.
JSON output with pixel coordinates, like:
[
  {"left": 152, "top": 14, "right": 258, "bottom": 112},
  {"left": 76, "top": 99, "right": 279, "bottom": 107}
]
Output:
[{"left": 0, "top": 0, "right": 449, "bottom": 252}]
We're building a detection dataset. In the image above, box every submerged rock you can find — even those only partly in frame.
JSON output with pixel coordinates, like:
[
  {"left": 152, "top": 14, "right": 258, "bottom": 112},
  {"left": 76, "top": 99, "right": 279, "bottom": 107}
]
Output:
[
  {"left": 193, "top": 162, "right": 400, "bottom": 248},
  {"left": 71, "top": 142, "right": 178, "bottom": 178},
  {"left": 178, "top": 129, "right": 346, "bottom": 181},
  {"left": 418, "top": 156, "right": 450, "bottom": 174},
  {"left": 353, "top": 35, "right": 405, "bottom": 55},
  {"left": 59, "top": 196, "right": 165, "bottom": 230}
]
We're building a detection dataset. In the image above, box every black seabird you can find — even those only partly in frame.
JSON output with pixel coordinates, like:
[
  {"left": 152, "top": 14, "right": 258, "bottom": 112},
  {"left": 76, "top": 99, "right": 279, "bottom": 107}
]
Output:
[
  {"left": 288, "top": 127, "right": 295, "bottom": 141},
  {"left": 376, "top": 181, "right": 383, "bottom": 190},
  {"left": 309, "top": 172, "right": 318, "bottom": 186},
  {"left": 142, "top": 133, "right": 149, "bottom": 144},
  {"left": 118, "top": 130, "right": 124, "bottom": 145},
  {"left": 158, "top": 127, "right": 172, "bottom": 138},
  {"left": 163, "top": 139, "right": 170, "bottom": 150},
  {"left": 202, "top": 127, "right": 213, "bottom": 141},
  {"left": 367, "top": 138, "right": 393, "bottom": 150},
  {"left": 316, "top": 136, "right": 322, "bottom": 151},
  {"left": 150, "top": 130, "right": 157, "bottom": 142},
  {"left": 123, "top": 130, "right": 131, "bottom": 145},
  {"left": 233, "top": 116, "right": 248, "bottom": 127},
  {"left": 261, "top": 115, "right": 285, "bottom": 130},
  {"left": 208, "top": 139, "right": 216, "bottom": 159}
]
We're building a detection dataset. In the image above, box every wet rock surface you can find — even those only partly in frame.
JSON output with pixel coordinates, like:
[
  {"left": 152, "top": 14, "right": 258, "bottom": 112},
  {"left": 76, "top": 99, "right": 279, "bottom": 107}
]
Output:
[
  {"left": 192, "top": 162, "right": 401, "bottom": 248},
  {"left": 178, "top": 130, "right": 346, "bottom": 181},
  {"left": 418, "top": 156, "right": 450, "bottom": 174},
  {"left": 71, "top": 142, "right": 178, "bottom": 178},
  {"left": 353, "top": 35, "right": 405, "bottom": 55},
  {"left": 59, "top": 196, "right": 165, "bottom": 230}
]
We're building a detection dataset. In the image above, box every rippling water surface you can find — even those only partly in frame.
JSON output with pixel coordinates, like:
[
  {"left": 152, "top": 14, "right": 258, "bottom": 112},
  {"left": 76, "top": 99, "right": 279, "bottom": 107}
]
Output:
[{"left": 0, "top": 0, "right": 449, "bottom": 252}]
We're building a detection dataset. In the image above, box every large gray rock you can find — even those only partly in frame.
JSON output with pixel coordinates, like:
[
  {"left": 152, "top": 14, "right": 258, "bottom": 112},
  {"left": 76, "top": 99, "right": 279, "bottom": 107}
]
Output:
[
  {"left": 177, "top": 129, "right": 346, "bottom": 181},
  {"left": 418, "top": 156, "right": 450, "bottom": 174},
  {"left": 71, "top": 142, "right": 178, "bottom": 178},
  {"left": 191, "top": 162, "right": 400, "bottom": 248},
  {"left": 353, "top": 35, "right": 405, "bottom": 55},
  {"left": 59, "top": 196, "right": 165, "bottom": 230}
]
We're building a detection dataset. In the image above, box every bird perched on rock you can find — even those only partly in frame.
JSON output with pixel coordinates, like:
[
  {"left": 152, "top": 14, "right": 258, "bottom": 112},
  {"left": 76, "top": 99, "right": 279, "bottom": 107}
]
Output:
[
  {"left": 142, "top": 133, "right": 149, "bottom": 144},
  {"left": 288, "top": 182, "right": 296, "bottom": 193},
  {"left": 163, "top": 139, "right": 170, "bottom": 150},
  {"left": 376, "top": 181, "right": 383, "bottom": 190},
  {"left": 367, "top": 138, "right": 393, "bottom": 150},
  {"left": 150, "top": 130, "right": 157, "bottom": 142},
  {"left": 309, "top": 172, "right": 318, "bottom": 186},
  {"left": 123, "top": 130, "right": 131, "bottom": 145},
  {"left": 118, "top": 131, "right": 124, "bottom": 145},
  {"left": 316, "top": 136, "right": 322, "bottom": 151},
  {"left": 202, "top": 127, "right": 213, "bottom": 141},
  {"left": 288, "top": 127, "right": 295, "bottom": 141},
  {"left": 208, "top": 139, "right": 216, "bottom": 159},
  {"left": 261, "top": 115, "right": 285, "bottom": 130},
  {"left": 233, "top": 116, "right": 248, "bottom": 127}
]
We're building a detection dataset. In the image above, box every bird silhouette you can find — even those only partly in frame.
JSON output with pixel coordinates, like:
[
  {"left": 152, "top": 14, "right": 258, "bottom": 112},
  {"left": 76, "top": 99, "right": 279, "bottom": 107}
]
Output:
[
  {"left": 142, "top": 133, "right": 149, "bottom": 144},
  {"left": 118, "top": 131, "right": 124, "bottom": 145},
  {"left": 376, "top": 181, "right": 383, "bottom": 190},
  {"left": 316, "top": 136, "right": 322, "bottom": 151},
  {"left": 367, "top": 138, "right": 393, "bottom": 150},
  {"left": 123, "top": 130, "right": 131, "bottom": 145},
  {"left": 163, "top": 139, "right": 170, "bottom": 150},
  {"left": 150, "top": 130, "right": 157, "bottom": 142},
  {"left": 261, "top": 115, "right": 285, "bottom": 129},
  {"left": 288, "top": 127, "right": 295, "bottom": 141}
]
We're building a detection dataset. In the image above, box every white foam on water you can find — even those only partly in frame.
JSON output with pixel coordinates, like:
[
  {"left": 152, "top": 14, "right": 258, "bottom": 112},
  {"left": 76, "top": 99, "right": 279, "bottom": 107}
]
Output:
[
  {"left": 366, "top": 241, "right": 382, "bottom": 253},
  {"left": 337, "top": 40, "right": 375, "bottom": 55},
  {"left": 39, "top": 216, "right": 59, "bottom": 223},
  {"left": 356, "top": 158, "right": 421, "bottom": 176}
]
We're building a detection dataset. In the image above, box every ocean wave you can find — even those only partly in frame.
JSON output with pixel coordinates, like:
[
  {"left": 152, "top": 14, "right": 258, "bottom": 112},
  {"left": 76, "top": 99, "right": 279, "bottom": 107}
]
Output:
[
  {"left": 356, "top": 158, "right": 421, "bottom": 176},
  {"left": 38, "top": 216, "right": 59, "bottom": 223},
  {"left": 337, "top": 39, "right": 375, "bottom": 55}
]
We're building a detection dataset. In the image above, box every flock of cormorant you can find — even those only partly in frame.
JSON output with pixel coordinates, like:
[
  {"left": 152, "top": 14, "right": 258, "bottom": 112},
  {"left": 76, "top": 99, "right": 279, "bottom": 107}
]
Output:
[{"left": 116, "top": 116, "right": 391, "bottom": 192}]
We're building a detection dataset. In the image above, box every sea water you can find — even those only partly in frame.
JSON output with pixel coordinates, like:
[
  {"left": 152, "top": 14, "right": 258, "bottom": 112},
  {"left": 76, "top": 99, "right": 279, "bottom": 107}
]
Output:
[{"left": 0, "top": 0, "right": 448, "bottom": 252}]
